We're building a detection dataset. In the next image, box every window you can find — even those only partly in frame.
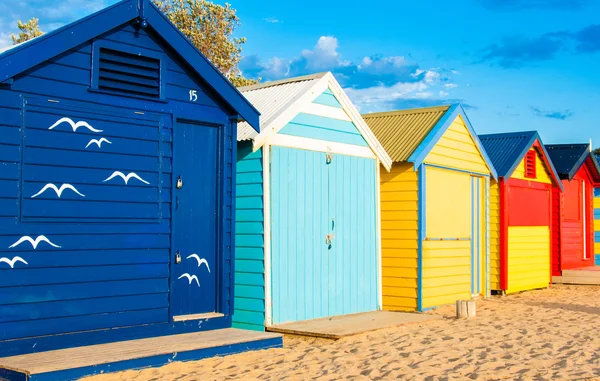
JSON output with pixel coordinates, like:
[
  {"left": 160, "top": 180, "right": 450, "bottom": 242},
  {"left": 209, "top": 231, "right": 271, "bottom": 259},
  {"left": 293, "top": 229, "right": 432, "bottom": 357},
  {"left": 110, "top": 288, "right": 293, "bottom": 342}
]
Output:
[
  {"left": 524, "top": 150, "right": 536, "bottom": 179},
  {"left": 97, "top": 47, "right": 161, "bottom": 98}
]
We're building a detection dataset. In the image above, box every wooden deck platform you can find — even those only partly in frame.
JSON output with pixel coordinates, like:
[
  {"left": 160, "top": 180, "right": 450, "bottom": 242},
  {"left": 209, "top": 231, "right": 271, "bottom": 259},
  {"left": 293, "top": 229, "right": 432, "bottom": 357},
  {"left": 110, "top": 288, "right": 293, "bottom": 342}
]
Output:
[
  {"left": 0, "top": 328, "right": 282, "bottom": 381},
  {"left": 266, "top": 311, "right": 439, "bottom": 339},
  {"left": 553, "top": 267, "right": 600, "bottom": 285}
]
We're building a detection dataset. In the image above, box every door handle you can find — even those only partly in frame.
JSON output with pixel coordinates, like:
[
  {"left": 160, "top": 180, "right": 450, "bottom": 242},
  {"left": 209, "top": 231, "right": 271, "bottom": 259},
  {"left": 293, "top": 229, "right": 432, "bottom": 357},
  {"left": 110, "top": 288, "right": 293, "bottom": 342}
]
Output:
[{"left": 326, "top": 233, "right": 335, "bottom": 245}]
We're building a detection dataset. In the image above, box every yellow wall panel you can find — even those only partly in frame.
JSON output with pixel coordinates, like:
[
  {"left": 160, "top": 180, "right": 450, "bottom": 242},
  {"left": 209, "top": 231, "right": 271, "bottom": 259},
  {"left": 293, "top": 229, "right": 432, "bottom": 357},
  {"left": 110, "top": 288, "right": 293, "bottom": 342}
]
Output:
[
  {"left": 423, "top": 115, "right": 489, "bottom": 174},
  {"left": 421, "top": 240, "right": 472, "bottom": 309},
  {"left": 489, "top": 180, "right": 501, "bottom": 290},
  {"left": 594, "top": 220, "right": 600, "bottom": 232},
  {"left": 425, "top": 167, "right": 471, "bottom": 239},
  {"left": 595, "top": 242, "right": 600, "bottom": 255},
  {"left": 383, "top": 296, "right": 418, "bottom": 311},
  {"left": 506, "top": 226, "right": 550, "bottom": 294},
  {"left": 594, "top": 198, "right": 600, "bottom": 209},
  {"left": 383, "top": 277, "right": 418, "bottom": 288},
  {"left": 382, "top": 257, "right": 418, "bottom": 268},
  {"left": 510, "top": 149, "right": 552, "bottom": 184},
  {"left": 380, "top": 162, "right": 419, "bottom": 310}
]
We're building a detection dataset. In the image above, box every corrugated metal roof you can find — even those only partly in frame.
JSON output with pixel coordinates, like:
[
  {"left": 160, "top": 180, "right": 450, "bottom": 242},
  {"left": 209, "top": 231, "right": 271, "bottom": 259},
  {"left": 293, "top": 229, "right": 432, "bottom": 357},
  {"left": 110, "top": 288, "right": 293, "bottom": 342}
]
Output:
[
  {"left": 544, "top": 143, "right": 600, "bottom": 182},
  {"left": 236, "top": 73, "right": 326, "bottom": 141},
  {"left": 479, "top": 131, "right": 538, "bottom": 178},
  {"left": 362, "top": 106, "right": 450, "bottom": 162}
]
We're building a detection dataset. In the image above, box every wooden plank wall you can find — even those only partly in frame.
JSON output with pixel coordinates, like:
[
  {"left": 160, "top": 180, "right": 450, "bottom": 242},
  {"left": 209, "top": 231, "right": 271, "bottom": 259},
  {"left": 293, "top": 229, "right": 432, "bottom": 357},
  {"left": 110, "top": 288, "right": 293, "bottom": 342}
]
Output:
[
  {"left": 0, "top": 22, "right": 233, "bottom": 343},
  {"left": 380, "top": 162, "right": 419, "bottom": 311},
  {"left": 233, "top": 142, "right": 265, "bottom": 331}
]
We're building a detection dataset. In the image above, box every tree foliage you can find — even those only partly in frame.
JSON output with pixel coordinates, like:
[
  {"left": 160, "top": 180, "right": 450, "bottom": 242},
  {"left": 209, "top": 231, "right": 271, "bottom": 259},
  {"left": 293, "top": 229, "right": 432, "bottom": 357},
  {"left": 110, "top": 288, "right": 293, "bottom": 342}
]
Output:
[
  {"left": 153, "top": 0, "right": 257, "bottom": 87},
  {"left": 11, "top": 18, "right": 44, "bottom": 45},
  {"left": 593, "top": 147, "right": 600, "bottom": 156}
]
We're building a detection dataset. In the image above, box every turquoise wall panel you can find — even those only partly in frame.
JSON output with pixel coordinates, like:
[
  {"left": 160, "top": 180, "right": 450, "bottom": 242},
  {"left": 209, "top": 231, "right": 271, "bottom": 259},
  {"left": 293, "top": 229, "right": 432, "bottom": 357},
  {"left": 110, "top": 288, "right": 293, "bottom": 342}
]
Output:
[
  {"left": 232, "top": 142, "right": 265, "bottom": 331},
  {"left": 278, "top": 112, "right": 368, "bottom": 147},
  {"left": 313, "top": 88, "right": 343, "bottom": 108},
  {"left": 270, "top": 146, "right": 378, "bottom": 325}
]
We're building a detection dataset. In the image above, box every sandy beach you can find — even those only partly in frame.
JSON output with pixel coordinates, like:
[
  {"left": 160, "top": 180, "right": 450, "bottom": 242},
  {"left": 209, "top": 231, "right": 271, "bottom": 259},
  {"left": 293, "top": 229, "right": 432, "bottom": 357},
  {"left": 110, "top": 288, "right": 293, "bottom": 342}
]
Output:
[{"left": 82, "top": 284, "right": 600, "bottom": 381}]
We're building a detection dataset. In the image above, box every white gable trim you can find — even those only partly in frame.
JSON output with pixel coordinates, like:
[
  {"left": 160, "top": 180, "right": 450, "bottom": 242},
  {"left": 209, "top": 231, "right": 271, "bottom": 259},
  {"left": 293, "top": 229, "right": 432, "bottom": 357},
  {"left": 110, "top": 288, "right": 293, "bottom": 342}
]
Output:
[
  {"left": 250, "top": 72, "right": 392, "bottom": 171},
  {"left": 322, "top": 73, "right": 392, "bottom": 171},
  {"left": 301, "top": 102, "right": 351, "bottom": 121},
  {"left": 251, "top": 79, "right": 327, "bottom": 150},
  {"left": 267, "top": 134, "right": 376, "bottom": 160}
]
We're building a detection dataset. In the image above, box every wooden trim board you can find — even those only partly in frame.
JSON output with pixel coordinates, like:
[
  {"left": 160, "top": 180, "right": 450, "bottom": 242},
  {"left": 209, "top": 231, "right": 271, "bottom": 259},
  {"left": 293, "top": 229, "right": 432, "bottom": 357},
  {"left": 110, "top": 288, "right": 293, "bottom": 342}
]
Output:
[
  {"left": 266, "top": 311, "right": 439, "bottom": 340},
  {"left": 0, "top": 328, "right": 282, "bottom": 375},
  {"left": 172, "top": 312, "right": 224, "bottom": 322}
]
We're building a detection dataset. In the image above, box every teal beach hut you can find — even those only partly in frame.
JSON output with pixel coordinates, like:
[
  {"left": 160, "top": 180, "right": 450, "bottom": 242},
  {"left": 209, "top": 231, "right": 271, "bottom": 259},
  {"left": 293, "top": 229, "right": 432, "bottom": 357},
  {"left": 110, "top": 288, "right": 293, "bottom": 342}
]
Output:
[{"left": 234, "top": 72, "right": 392, "bottom": 330}]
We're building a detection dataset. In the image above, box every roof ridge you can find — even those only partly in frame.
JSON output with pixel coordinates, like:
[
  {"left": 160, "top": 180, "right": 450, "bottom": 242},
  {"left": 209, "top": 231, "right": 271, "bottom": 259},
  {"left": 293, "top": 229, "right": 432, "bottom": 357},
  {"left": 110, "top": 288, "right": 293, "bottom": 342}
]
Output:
[
  {"left": 479, "top": 130, "right": 538, "bottom": 139},
  {"left": 362, "top": 105, "right": 452, "bottom": 119},
  {"left": 238, "top": 72, "right": 328, "bottom": 92}
]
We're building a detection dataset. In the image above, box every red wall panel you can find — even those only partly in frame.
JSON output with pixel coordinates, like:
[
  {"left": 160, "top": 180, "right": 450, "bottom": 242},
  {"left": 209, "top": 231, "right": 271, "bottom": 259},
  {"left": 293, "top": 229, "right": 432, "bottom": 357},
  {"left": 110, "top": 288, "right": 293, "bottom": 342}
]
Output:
[
  {"left": 559, "top": 167, "right": 595, "bottom": 271},
  {"left": 507, "top": 185, "right": 551, "bottom": 226}
]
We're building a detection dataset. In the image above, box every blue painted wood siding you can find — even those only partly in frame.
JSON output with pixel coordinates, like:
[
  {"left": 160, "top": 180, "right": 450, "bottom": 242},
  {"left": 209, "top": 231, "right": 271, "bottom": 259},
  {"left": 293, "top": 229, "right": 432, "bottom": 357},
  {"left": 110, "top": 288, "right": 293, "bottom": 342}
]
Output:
[
  {"left": 313, "top": 89, "right": 343, "bottom": 108},
  {"left": 270, "top": 146, "right": 378, "bottom": 324},
  {"left": 0, "top": 21, "right": 235, "bottom": 350},
  {"left": 278, "top": 89, "right": 368, "bottom": 147},
  {"left": 233, "top": 142, "right": 265, "bottom": 331}
]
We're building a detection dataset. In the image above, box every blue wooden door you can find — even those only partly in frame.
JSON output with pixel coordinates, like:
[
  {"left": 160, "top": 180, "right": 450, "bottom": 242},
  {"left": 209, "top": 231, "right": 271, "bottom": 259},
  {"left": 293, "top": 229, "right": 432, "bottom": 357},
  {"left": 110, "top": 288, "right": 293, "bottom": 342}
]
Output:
[
  {"left": 171, "top": 121, "right": 219, "bottom": 318},
  {"left": 270, "top": 147, "right": 378, "bottom": 325}
]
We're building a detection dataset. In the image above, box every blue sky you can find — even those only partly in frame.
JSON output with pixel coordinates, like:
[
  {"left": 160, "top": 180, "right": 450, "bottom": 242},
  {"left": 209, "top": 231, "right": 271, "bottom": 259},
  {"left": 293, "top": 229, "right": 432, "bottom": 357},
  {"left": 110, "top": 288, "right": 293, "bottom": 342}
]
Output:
[{"left": 1, "top": 0, "right": 599, "bottom": 146}]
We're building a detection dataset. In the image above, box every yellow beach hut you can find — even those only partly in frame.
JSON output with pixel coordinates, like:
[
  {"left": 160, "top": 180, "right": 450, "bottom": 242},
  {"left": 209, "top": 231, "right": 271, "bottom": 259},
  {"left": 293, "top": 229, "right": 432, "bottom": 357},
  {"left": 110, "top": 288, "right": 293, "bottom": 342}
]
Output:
[{"left": 363, "top": 104, "right": 497, "bottom": 311}]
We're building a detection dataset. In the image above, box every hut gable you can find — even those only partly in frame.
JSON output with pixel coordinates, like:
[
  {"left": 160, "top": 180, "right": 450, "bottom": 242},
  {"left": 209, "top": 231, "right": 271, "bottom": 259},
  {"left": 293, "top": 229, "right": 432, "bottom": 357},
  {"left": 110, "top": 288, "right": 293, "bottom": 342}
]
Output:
[
  {"left": 479, "top": 131, "right": 562, "bottom": 187},
  {"left": 278, "top": 87, "right": 368, "bottom": 147},
  {"left": 511, "top": 149, "right": 553, "bottom": 184},
  {"left": 423, "top": 115, "right": 489, "bottom": 174},
  {"left": 237, "top": 72, "right": 392, "bottom": 170}
]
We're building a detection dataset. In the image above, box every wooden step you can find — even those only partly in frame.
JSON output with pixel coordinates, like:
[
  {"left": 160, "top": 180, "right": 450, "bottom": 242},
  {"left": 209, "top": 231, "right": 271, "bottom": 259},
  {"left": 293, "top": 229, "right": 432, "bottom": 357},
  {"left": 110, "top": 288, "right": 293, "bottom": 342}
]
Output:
[
  {"left": 0, "top": 328, "right": 282, "bottom": 381},
  {"left": 553, "top": 275, "right": 600, "bottom": 285}
]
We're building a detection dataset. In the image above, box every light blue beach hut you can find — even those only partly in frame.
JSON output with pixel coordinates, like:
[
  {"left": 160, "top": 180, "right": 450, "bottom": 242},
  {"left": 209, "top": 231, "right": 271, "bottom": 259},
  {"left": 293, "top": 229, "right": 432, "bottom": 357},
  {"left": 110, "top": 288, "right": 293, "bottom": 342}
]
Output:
[{"left": 234, "top": 72, "right": 392, "bottom": 330}]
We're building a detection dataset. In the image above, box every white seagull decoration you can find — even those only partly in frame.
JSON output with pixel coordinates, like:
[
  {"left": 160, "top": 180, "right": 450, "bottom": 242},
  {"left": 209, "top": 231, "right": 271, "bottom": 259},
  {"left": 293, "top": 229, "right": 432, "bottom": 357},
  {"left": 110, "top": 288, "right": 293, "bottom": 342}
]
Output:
[
  {"left": 49, "top": 117, "right": 103, "bottom": 133},
  {"left": 0, "top": 256, "right": 28, "bottom": 268},
  {"left": 103, "top": 171, "right": 150, "bottom": 185},
  {"left": 85, "top": 138, "right": 112, "bottom": 149},
  {"left": 178, "top": 273, "right": 200, "bottom": 287},
  {"left": 186, "top": 254, "right": 210, "bottom": 272},
  {"left": 9, "top": 235, "right": 61, "bottom": 249},
  {"left": 31, "top": 183, "right": 85, "bottom": 198}
]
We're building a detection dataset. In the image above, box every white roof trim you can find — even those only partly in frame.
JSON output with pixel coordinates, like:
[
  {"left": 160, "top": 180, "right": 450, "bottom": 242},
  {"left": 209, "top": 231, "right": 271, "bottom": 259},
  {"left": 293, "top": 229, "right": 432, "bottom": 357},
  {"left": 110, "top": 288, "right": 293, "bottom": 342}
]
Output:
[{"left": 250, "top": 72, "right": 392, "bottom": 171}]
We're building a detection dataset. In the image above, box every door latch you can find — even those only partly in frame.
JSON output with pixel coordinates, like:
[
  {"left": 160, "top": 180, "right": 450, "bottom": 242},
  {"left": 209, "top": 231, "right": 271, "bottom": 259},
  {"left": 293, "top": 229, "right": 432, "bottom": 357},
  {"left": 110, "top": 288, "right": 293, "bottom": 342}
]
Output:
[
  {"left": 176, "top": 176, "right": 183, "bottom": 189},
  {"left": 175, "top": 251, "right": 182, "bottom": 264},
  {"left": 326, "top": 233, "right": 335, "bottom": 245}
]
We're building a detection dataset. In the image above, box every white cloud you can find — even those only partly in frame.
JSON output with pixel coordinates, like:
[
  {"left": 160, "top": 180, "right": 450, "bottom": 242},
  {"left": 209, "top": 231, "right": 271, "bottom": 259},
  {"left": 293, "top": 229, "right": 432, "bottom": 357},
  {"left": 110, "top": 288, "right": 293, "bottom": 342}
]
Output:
[
  {"left": 0, "top": 0, "right": 115, "bottom": 48},
  {"left": 0, "top": 32, "right": 12, "bottom": 52},
  {"left": 262, "top": 17, "right": 281, "bottom": 24},
  {"left": 444, "top": 83, "right": 458, "bottom": 89},
  {"left": 240, "top": 35, "right": 460, "bottom": 112},
  {"left": 301, "top": 36, "right": 349, "bottom": 70},
  {"left": 344, "top": 81, "right": 429, "bottom": 110}
]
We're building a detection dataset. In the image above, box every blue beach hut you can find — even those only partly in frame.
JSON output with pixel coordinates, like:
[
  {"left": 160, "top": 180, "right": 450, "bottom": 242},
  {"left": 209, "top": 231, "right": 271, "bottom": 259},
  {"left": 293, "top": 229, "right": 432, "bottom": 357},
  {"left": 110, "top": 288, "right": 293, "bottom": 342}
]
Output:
[
  {"left": 233, "top": 72, "right": 392, "bottom": 331},
  {"left": 0, "top": 0, "right": 281, "bottom": 379}
]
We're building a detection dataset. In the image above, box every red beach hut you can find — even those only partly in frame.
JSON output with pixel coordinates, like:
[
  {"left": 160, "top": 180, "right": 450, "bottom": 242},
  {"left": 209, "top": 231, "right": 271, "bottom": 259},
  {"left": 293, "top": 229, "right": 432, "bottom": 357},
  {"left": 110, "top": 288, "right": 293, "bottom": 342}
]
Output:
[{"left": 545, "top": 144, "right": 600, "bottom": 275}]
